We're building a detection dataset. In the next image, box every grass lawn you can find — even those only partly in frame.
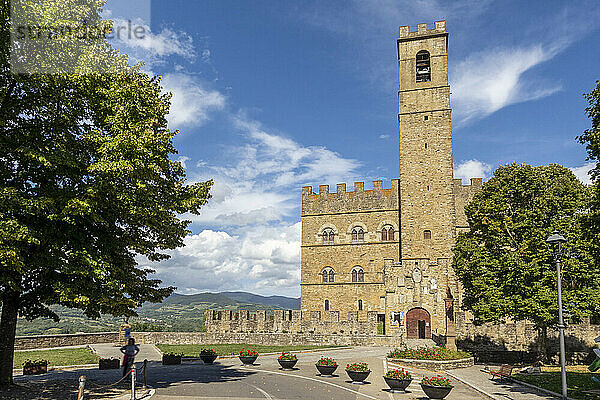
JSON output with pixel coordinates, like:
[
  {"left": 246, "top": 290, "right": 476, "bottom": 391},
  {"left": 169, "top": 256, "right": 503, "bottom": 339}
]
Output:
[
  {"left": 156, "top": 343, "right": 344, "bottom": 357},
  {"left": 13, "top": 347, "right": 98, "bottom": 369},
  {"left": 513, "top": 370, "right": 600, "bottom": 400}
]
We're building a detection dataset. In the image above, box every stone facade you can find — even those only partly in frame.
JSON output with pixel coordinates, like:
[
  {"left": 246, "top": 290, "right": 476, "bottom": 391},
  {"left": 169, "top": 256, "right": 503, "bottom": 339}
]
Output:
[{"left": 299, "top": 21, "right": 480, "bottom": 341}]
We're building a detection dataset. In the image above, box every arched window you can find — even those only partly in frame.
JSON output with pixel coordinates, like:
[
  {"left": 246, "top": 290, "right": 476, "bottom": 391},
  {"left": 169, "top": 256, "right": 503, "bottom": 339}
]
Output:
[
  {"left": 352, "top": 227, "right": 365, "bottom": 243},
  {"left": 358, "top": 300, "right": 363, "bottom": 311},
  {"left": 324, "top": 299, "right": 330, "bottom": 311},
  {"left": 322, "top": 267, "right": 334, "bottom": 283},
  {"left": 381, "top": 225, "right": 395, "bottom": 241},
  {"left": 416, "top": 50, "right": 431, "bottom": 82},
  {"left": 322, "top": 228, "right": 334, "bottom": 245},
  {"left": 352, "top": 266, "right": 364, "bottom": 283},
  {"left": 424, "top": 230, "right": 432, "bottom": 240}
]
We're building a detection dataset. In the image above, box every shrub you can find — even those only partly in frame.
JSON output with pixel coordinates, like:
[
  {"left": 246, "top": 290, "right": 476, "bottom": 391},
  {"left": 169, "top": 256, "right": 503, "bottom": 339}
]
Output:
[
  {"left": 421, "top": 375, "right": 453, "bottom": 387},
  {"left": 385, "top": 368, "right": 411, "bottom": 380},
  {"left": 278, "top": 352, "right": 297, "bottom": 361},
  {"left": 346, "top": 362, "right": 369, "bottom": 372},
  {"left": 387, "top": 346, "right": 470, "bottom": 361},
  {"left": 316, "top": 357, "right": 337, "bottom": 366},
  {"left": 239, "top": 349, "right": 259, "bottom": 357},
  {"left": 23, "top": 359, "right": 47, "bottom": 367}
]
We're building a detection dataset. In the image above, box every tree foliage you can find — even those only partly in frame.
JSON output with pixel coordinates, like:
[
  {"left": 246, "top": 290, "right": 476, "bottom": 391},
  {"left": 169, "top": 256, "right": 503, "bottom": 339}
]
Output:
[
  {"left": 0, "top": 0, "right": 211, "bottom": 385},
  {"left": 452, "top": 163, "right": 599, "bottom": 333}
]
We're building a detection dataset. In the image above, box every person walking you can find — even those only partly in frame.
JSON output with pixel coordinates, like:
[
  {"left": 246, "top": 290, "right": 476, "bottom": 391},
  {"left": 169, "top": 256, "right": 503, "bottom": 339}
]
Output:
[{"left": 120, "top": 337, "right": 140, "bottom": 377}]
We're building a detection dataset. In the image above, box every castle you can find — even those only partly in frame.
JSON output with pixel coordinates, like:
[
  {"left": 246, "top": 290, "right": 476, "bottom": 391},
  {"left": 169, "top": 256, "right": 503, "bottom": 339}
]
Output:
[
  {"left": 205, "top": 21, "right": 481, "bottom": 345},
  {"left": 299, "top": 20, "right": 481, "bottom": 343}
]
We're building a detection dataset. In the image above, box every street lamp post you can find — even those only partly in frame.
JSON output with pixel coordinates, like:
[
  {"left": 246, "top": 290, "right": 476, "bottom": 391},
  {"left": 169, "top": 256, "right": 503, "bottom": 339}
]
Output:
[{"left": 546, "top": 231, "right": 568, "bottom": 400}]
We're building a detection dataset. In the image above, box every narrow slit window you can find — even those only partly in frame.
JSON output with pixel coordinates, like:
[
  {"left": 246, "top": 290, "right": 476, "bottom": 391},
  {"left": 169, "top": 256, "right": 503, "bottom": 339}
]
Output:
[
  {"left": 424, "top": 230, "right": 432, "bottom": 240},
  {"left": 324, "top": 300, "right": 330, "bottom": 311},
  {"left": 416, "top": 50, "right": 431, "bottom": 82},
  {"left": 358, "top": 300, "right": 363, "bottom": 311}
]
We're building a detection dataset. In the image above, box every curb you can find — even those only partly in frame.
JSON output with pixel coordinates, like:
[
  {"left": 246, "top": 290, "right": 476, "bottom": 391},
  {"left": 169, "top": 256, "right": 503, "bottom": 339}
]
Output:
[
  {"left": 444, "top": 370, "right": 499, "bottom": 400},
  {"left": 509, "top": 376, "right": 575, "bottom": 400},
  {"left": 13, "top": 363, "right": 99, "bottom": 376}
]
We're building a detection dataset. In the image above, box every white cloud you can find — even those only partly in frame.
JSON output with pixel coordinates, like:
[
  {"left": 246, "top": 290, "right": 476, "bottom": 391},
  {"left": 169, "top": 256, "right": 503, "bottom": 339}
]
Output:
[
  {"left": 185, "top": 115, "right": 361, "bottom": 227},
  {"left": 379, "top": 134, "right": 390, "bottom": 139},
  {"left": 160, "top": 73, "right": 226, "bottom": 128},
  {"left": 570, "top": 162, "right": 595, "bottom": 185},
  {"left": 454, "top": 159, "right": 492, "bottom": 184},
  {"left": 110, "top": 18, "right": 196, "bottom": 62},
  {"left": 451, "top": 45, "right": 562, "bottom": 125},
  {"left": 139, "top": 223, "right": 301, "bottom": 297}
]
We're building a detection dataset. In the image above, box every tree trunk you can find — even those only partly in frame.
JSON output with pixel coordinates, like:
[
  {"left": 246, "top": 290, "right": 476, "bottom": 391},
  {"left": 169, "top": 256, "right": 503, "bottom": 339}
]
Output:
[
  {"left": 0, "top": 290, "right": 20, "bottom": 387},
  {"left": 537, "top": 325, "right": 548, "bottom": 363}
]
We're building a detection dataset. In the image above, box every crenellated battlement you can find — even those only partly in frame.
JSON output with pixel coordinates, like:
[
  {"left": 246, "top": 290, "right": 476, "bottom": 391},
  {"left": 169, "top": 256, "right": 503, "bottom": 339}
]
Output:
[
  {"left": 398, "top": 20, "right": 446, "bottom": 39},
  {"left": 453, "top": 178, "right": 484, "bottom": 231},
  {"left": 302, "top": 180, "right": 399, "bottom": 215},
  {"left": 204, "top": 309, "right": 381, "bottom": 336}
]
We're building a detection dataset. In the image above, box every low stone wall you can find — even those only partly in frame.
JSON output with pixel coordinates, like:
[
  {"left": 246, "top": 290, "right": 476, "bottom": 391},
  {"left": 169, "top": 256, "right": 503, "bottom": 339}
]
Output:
[
  {"left": 134, "top": 331, "right": 404, "bottom": 348},
  {"left": 388, "top": 357, "right": 474, "bottom": 371},
  {"left": 15, "top": 332, "right": 119, "bottom": 350}
]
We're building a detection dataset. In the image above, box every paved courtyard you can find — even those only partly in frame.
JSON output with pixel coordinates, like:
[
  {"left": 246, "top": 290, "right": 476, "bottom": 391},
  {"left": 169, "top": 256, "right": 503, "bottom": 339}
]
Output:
[{"left": 13, "top": 346, "right": 558, "bottom": 400}]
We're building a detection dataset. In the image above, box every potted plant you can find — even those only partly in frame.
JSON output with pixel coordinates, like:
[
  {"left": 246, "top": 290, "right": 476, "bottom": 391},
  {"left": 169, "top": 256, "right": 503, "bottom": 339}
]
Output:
[
  {"left": 199, "top": 348, "right": 218, "bottom": 364},
  {"left": 239, "top": 349, "right": 259, "bottom": 365},
  {"left": 276, "top": 352, "right": 297, "bottom": 370},
  {"left": 420, "top": 375, "right": 453, "bottom": 399},
  {"left": 99, "top": 357, "right": 120, "bottom": 370},
  {"left": 162, "top": 352, "right": 183, "bottom": 365},
  {"left": 384, "top": 368, "right": 412, "bottom": 392},
  {"left": 23, "top": 359, "right": 48, "bottom": 375},
  {"left": 315, "top": 357, "right": 338, "bottom": 376},
  {"left": 345, "top": 362, "right": 370, "bottom": 384}
]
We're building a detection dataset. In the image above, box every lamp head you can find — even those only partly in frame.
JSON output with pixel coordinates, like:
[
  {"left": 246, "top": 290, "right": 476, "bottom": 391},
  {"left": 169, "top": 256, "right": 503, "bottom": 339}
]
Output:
[{"left": 546, "top": 231, "right": 567, "bottom": 245}]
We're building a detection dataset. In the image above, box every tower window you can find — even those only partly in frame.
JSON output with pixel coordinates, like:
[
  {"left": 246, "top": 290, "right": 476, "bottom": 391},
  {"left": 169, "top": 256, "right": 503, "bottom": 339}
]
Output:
[
  {"left": 322, "top": 267, "right": 335, "bottom": 283},
  {"left": 352, "top": 266, "right": 364, "bottom": 282},
  {"left": 416, "top": 50, "right": 431, "bottom": 82},
  {"left": 424, "top": 143, "right": 428, "bottom": 149},
  {"left": 424, "top": 115, "right": 429, "bottom": 121},
  {"left": 324, "top": 299, "right": 330, "bottom": 311},
  {"left": 358, "top": 300, "right": 363, "bottom": 311},
  {"left": 352, "top": 227, "right": 365, "bottom": 243},
  {"left": 424, "top": 230, "right": 432, "bottom": 240},
  {"left": 381, "top": 225, "right": 395, "bottom": 241},
  {"left": 322, "top": 228, "right": 335, "bottom": 245}
]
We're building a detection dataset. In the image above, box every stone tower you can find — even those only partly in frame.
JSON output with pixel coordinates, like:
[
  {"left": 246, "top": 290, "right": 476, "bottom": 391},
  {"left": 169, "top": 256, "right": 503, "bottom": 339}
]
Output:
[{"left": 397, "top": 21, "right": 455, "bottom": 264}]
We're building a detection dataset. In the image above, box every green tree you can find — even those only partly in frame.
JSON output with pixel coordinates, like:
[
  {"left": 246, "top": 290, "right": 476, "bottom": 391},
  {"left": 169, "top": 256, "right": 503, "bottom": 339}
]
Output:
[
  {"left": 0, "top": 1, "right": 212, "bottom": 386},
  {"left": 452, "top": 163, "right": 599, "bottom": 360}
]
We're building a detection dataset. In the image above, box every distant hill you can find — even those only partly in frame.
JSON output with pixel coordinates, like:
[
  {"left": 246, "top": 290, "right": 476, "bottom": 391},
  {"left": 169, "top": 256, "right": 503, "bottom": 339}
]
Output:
[{"left": 16, "top": 291, "right": 299, "bottom": 336}]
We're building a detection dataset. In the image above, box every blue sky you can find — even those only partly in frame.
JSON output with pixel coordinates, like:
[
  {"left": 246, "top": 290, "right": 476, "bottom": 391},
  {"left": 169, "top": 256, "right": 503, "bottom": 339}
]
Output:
[{"left": 104, "top": 0, "right": 600, "bottom": 297}]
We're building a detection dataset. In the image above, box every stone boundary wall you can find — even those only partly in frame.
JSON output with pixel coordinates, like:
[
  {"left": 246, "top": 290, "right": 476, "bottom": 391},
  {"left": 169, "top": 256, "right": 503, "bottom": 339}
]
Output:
[
  {"left": 134, "top": 331, "right": 403, "bottom": 347},
  {"left": 204, "top": 309, "right": 381, "bottom": 336},
  {"left": 15, "top": 332, "right": 119, "bottom": 350},
  {"left": 456, "top": 312, "right": 600, "bottom": 354},
  {"left": 388, "top": 357, "right": 474, "bottom": 371}
]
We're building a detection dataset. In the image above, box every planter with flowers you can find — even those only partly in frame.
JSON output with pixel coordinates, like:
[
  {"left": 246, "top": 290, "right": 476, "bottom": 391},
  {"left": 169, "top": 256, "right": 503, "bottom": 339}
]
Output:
[
  {"left": 23, "top": 359, "right": 48, "bottom": 375},
  {"left": 239, "top": 349, "right": 259, "bottom": 365},
  {"left": 383, "top": 368, "right": 412, "bottom": 392},
  {"left": 277, "top": 352, "right": 298, "bottom": 370},
  {"left": 315, "top": 357, "right": 338, "bottom": 376},
  {"left": 200, "top": 348, "right": 218, "bottom": 364},
  {"left": 162, "top": 352, "right": 183, "bottom": 365},
  {"left": 420, "top": 375, "right": 453, "bottom": 399},
  {"left": 99, "top": 357, "right": 120, "bottom": 370},
  {"left": 345, "top": 362, "right": 370, "bottom": 384}
]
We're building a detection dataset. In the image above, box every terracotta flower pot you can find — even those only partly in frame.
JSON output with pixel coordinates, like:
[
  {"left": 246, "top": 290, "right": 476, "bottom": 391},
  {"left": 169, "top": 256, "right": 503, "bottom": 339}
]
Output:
[
  {"left": 346, "top": 369, "right": 370, "bottom": 383},
  {"left": 278, "top": 359, "right": 297, "bottom": 370},
  {"left": 200, "top": 354, "right": 218, "bottom": 364},
  {"left": 316, "top": 364, "right": 338, "bottom": 376},
  {"left": 384, "top": 376, "right": 412, "bottom": 392},
  {"left": 239, "top": 355, "right": 258, "bottom": 365},
  {"left": 420, "top": 383, "right": 453, "bottom": 399}
]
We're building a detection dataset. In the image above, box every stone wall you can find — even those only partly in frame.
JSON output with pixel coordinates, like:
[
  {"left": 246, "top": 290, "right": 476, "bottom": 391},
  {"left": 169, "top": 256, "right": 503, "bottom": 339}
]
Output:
[
  {"left": 15, "top": 332, "right": 119, "bottom": 350},
  {"left": 134, "top": 331, "right": 404, "bottom": 348},
  {"left": 204, "top": 309, "right": 379, "bottom": 336}
]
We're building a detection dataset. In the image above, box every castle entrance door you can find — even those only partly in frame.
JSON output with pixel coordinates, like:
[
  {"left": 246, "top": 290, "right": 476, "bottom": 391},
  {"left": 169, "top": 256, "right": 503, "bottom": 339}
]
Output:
[{"left": 406, "top": 307, "right": 431, "bottom": 339}]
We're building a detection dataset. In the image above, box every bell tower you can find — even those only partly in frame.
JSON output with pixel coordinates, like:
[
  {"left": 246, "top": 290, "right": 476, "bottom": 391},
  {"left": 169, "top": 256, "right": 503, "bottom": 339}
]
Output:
[{"left": 397, "top": 21, "right": 455, "bottom": 263}]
